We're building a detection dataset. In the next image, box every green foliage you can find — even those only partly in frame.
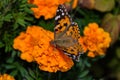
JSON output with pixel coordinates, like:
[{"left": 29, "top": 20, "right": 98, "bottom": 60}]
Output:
[
  {"left": 0, "top": 0, "right": 33, "bottom": 52},
  {"left": 0, "top": 0, "right": 120, "bottom": 80}
]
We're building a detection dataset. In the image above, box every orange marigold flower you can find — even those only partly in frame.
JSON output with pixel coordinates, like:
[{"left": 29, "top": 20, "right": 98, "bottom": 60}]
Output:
[
  {"left": 79, "top": 23, "right": 111, "bottom": 57},
  {"left": 13, "top": 26, "right": 74, "bottom": 72},
  {"left": 28, "top": 0, "right": 70, "bottom": 20},
  {"left": 0, "top": 74, "right": 15, "bottom": 80},
  {"left": 13, "top": 26, "right": 53, "bottom": 62},
  {"left": 87, "top": 51, "right": 95, "bottom": 58}
]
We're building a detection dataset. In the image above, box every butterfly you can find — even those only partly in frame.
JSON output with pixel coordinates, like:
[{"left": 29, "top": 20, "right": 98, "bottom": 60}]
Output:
[{"left": 51, "top": 4, "right": 83, "bottom": 61}]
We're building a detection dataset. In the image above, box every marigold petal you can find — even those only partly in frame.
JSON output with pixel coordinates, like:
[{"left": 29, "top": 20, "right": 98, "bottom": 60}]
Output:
[
  {"left": 87, "top": 51, "right": 95, "bottom": 57},
  {"left": 13, "top": 32, "right": 33, "bottom": 52},
  {"left": 0, "top": 74, "right": 15, "bottom": 80},
  {"left": 21, "top": 52, "right": 34, "bottom": 62},
  {"left": 35, "top": 46, "right": 74, "bottom": 72}
]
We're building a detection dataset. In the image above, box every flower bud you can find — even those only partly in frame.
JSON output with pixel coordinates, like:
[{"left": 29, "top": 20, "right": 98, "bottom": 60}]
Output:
[
  {"left": 94, "top": 0, "right": 115, "bottom": 12},
  {"left": 101, "top": 13, "right": 119, "bottom": 45},
  {"left": 64, "top": 3, "right": 72, "bottom": 12},
  {"left": 78, "top": 0, "right": 95, "bottom": 9}
]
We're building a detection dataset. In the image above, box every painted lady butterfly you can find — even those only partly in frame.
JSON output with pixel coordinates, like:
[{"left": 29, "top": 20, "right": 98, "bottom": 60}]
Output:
[{"left": 51, "top": 4, "right": 83, "bottom": 61}]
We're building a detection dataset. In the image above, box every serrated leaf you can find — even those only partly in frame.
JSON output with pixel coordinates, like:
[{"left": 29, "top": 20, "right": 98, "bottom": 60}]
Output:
[
  {"left": 17, "top": 18, "right": 26, "bottom": 27},
  {"left": 4, "top": 14, "right": 12, "bottom": 22},
  {"left": 24, "top": 7, "right": 33, "bottom": 14}
]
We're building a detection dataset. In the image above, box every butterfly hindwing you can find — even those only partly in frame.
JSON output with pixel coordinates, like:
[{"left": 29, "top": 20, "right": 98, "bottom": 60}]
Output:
[{"left": 61, "top": 22, "right": 82, "bottom": 55}]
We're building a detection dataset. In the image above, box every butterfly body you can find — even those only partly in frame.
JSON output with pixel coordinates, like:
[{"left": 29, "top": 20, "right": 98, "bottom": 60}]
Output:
[{"left": 51, "top": 5, "right": 83, "bottom": 61}]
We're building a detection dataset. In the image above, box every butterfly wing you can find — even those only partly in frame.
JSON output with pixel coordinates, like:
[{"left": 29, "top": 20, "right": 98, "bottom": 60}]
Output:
[
  {"left": 53, "top": 5, "right": 83, "bottom": 61},
  {"left": 54, "top": 4, "right": 72, "bottom": 39},
  {"left": 62, "top": 22, "right": 83, "bottom": 55}
]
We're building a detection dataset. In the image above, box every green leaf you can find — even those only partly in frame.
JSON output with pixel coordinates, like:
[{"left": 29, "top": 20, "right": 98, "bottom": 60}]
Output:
[
  {"left": 19, "top": 66, "right": 28, "bottom": 76},
  {"left": 79, "top": 70, "right": 89, "bottom": 78},
  {"left": 5, "top": 44, "right": 12, "bottom": 52},
  {"left": 28, "top": 68, "right": 36, "bottom": 78},
  {"left": 6, "top": 57, "right": 14, "bottom": 63},
  {"left": 0, "top": 21, "right": 3, "bottom": 28},
  {"left": 81, "top": 75, "right": 93, "bottom": 80},
  {"left": 0, "top": 15, "right": 4, "bottom": 28},
  {"left": 13, "top": 22, "right": 19, "bottom": 30},
  {"left": 37, "top": 77, "right": 43, "bottom": 80},
  {"left": 4, "top": 14, "right": 12, "bottom": 22},
  {"left": 0, "top": 42, "right": 5, "bottom": 48},
  {"left": 5, "top": 64, "right": 16, "bottom": 69},
  {"left": 84, "top": 59, "right": 91, "bottom": 67},
  {"left": 25, "top": 76, "right": 34, "bottom": 80},
  {"left": 17, "top": 18, "right": 26, "bottom": 27},
  {"left": 11, "top": 50, "right": 17, "bottom": 58},
  {"left": 10, "top": 70, "right": 18, "bottom": 76},
  {"left": 25, "top": 16, "right": 34, "bottom": 21},
  {"left": 24, "top": 7, "right": 33, "bottom": 14}
]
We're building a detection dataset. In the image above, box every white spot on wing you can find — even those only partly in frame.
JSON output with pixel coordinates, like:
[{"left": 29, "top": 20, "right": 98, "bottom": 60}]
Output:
[
  {"left": 55, "top": 15, "right": 60, "bottom": 20},
  {"left": 57, "top": 10, "right": 59, "bottom": 12},
  {"left": 61, "top": 10, "right": 63, "bottom": 12},
  {"left": 60, "top": 9, "right": 62, "bottom": 11},
  {"left": 72, "top": 22, "right": 75, "bottom": 24},
  {"left": 62, "top": 13, "right": 64, "bottom": 16}
]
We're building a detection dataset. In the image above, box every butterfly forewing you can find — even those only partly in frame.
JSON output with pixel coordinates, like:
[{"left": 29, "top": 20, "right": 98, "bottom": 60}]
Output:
[{"left": 54, "top": 5, "right": 72, "bottom": 39}]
